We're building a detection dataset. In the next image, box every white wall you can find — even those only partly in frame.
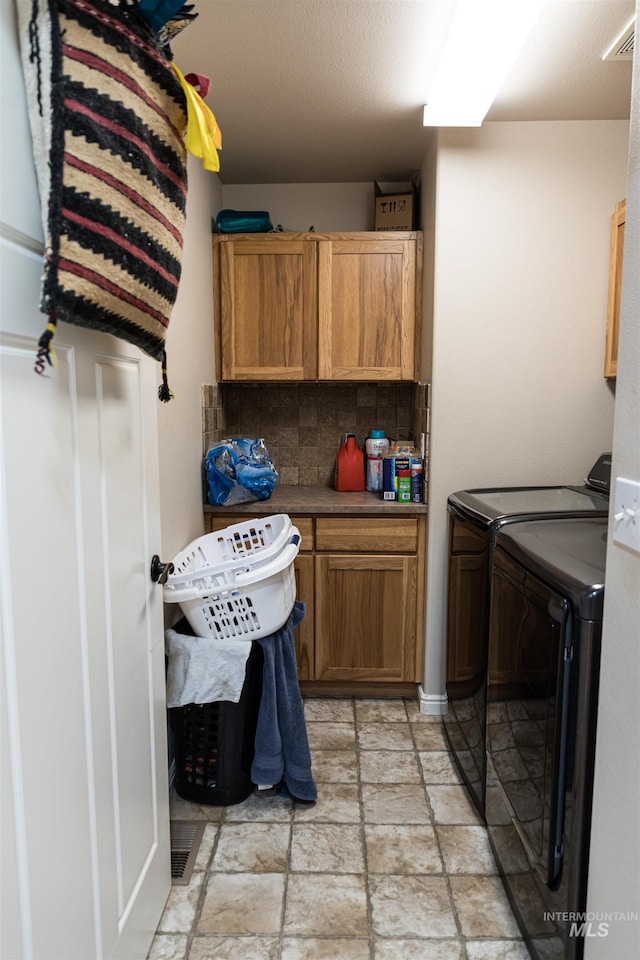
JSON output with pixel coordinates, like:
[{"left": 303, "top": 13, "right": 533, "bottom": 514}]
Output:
[
  {"left": 423, "top": 120, "right": 629, "bottom": 703},
  {"left": 586, "top": 23, "right": 640, "bottom": 957},
  {"left": 157, "top": 159, "right": 221, "bottom": 560},
  {"left": 220, "top": 182, "right": 373, "bottom": 232}
]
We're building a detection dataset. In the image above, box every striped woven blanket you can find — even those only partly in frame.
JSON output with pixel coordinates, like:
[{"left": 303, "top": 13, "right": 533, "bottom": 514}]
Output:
[{"left": 17, "top": 0, "right": 188, "bottom": 388}]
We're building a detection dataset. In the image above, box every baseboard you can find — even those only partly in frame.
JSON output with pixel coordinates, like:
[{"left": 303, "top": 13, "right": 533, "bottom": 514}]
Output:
[
  {"left": 417, "top": 685, "right": 448, "bottom": 715},
  {"left": 299, "top": 681, "right": 418, "bottom": 698}
]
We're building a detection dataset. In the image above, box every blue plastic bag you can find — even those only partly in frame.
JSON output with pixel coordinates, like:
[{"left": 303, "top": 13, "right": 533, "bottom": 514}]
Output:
[{"left": 205, "top": 438, "right": 279, "bottom": 506}]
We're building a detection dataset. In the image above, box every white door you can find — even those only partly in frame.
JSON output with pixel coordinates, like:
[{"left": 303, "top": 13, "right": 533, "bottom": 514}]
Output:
[{"left": 0, "top": 4, "right": 171, "bottom": 959}]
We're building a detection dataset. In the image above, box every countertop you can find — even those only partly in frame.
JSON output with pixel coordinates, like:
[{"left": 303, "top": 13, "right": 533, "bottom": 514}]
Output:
[{"left": 204, "top": 484, "right": 428, "bottom": 516}]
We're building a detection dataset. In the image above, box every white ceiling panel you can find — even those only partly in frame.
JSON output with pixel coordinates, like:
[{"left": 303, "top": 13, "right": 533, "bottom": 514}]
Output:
[{"left": 170, "top": 0, "right": 635, "bottom": 184}]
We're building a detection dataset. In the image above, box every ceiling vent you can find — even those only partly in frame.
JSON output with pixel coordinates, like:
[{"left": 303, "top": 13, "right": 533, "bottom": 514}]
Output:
[{"left": 603, "top": 18, "right": 635, "bottom": 61}]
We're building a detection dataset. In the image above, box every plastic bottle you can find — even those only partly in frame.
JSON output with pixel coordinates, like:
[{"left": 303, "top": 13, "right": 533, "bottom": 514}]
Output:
[
  {"left": 365, "top": 429, "right": 390, "bottom": 492},
  {"left": 335, "top": 433, "right": 365, "bottom": 491},
  {"left": 411, "top": 458, "right": 424, "bottom": 503}
]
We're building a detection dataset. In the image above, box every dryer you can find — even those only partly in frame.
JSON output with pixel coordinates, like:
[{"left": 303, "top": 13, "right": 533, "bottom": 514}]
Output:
[{"left": 444, "top": 455, "right": 610, "bottom": 819}]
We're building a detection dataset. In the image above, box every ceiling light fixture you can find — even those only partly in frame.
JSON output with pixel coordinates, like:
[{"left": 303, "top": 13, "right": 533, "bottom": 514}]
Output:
[{"left": 423, "top": 0, "right": 545, "bottom": 127}]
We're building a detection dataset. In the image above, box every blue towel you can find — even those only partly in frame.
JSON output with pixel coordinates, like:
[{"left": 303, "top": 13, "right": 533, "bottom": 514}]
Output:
[{"left": 251, "top": 602, "right": 317, "bottom": 803}]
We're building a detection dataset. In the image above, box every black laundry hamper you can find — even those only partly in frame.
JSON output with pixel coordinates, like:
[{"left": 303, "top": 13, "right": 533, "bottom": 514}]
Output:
[{"left": 168, "top": 631, "right": 263, "bottom": 806}]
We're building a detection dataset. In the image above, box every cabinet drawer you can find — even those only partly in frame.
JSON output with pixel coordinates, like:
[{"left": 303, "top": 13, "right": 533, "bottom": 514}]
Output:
[
  {"left": 291, "top": 516, "right": 314, "bottom": 551},
  {"left": 316, "top": 517, "right": 419, "bottom": 553},
  {"left": 206, "top": 513, "right": 313, "bottom": 549},
  {"left": 206, "top": 513, "right": 246, "bottom": 534}
]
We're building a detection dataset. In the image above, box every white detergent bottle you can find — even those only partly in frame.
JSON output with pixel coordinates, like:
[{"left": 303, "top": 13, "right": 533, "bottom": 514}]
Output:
[{"left": 365, "top": 429, "right": 390, "bottom": 492}]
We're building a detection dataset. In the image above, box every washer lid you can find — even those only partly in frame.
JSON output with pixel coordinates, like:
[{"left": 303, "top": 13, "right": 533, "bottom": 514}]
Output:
[
  {"left": 449, "top": 486, "right": 609, "bottom": 526},
  {"left": 495, "top": 517, "right": 607, "bottom": 619}
]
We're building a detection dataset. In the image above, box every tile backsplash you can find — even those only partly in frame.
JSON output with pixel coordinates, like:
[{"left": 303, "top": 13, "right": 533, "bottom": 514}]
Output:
[{"left": 203, "top": 382, "right": 430, "bottom": 488}]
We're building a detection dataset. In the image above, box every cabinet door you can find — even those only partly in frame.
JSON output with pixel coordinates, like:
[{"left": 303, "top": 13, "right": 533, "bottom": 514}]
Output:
[
  {"left": 294, "top": 554, "right": 315, "bottom": 680},
  {"left": 217, "top": 237, "right": 317, "bottom": 380},
  {"left": 317, "top": 236, "right": 418, "bottom": 380},
  {"left": 315, "top": 554, "right": 418, "bottom": 681},
  {"left": 604, "top": 199, "right": 625, "bottom": 379}
]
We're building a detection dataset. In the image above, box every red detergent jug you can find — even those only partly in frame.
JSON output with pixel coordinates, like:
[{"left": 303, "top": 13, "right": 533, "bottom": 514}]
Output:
[{"left": 335, "top": 434, "right": 365, "bottom": 491}]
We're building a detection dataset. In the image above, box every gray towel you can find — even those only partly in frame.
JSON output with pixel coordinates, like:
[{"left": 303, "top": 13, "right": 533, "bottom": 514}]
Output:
[
  {"left": 251, "top": 602, "right": 317, "bottom": 803},
  {"left": 165, "top": 629, "right": 252, "bottom": 707}
]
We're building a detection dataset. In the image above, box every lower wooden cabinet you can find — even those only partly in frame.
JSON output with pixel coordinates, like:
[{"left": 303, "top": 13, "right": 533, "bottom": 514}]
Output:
[
  {"left": 315, "top": 553, "right": 418, "bottom": 681},
  {"left": 205, "top": 511, "right": 425, "bottom": 686}
]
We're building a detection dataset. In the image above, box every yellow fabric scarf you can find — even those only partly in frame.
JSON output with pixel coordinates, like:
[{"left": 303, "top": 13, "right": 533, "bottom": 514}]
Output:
[{"left": 170, "top": 63, "right": 222, "bottom": 172}]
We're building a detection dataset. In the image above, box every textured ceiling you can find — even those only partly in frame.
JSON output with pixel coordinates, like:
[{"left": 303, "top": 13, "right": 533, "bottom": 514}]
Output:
[{"left": 170, "top": 0, "right": 635, "bottom": 184}]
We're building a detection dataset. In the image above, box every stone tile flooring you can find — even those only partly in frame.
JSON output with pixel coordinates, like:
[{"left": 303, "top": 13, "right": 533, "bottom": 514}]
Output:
[{"left": 148, "top": 697, "right": 531, "bottom": 960}]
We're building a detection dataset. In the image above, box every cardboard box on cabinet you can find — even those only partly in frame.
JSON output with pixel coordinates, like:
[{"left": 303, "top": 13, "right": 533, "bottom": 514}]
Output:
[{"left": 373, "top": 181, "right": 416, "bottom": 231}]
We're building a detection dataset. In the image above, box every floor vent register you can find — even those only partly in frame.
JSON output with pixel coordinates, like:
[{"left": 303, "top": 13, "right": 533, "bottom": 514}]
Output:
[{"left": 170, "top": 819, "right": 206, "bottom": 885}]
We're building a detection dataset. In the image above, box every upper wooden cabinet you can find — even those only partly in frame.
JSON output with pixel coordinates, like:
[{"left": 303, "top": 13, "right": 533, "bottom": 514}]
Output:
[
  {"left": 213, "top": 231, "right": 422, "bottom": 381},
  {"left": 215, "top": 235, "right": 318, "bottom": 380},
  {"left": 317, "top": 236, "right": 420, "bottom": 379},
  {"left": 604, "top": 199, "right": 625, "bottom": 379}
]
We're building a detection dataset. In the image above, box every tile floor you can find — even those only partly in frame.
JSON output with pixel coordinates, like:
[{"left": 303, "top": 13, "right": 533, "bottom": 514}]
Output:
[{"left": 148, "top": 697, "right": 531, "bottom": 960}]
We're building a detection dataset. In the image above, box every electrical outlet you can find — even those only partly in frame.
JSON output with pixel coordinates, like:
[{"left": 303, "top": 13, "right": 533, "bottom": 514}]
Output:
[{"left": 612, "top": 477, "right": 640, "bottom": 554}]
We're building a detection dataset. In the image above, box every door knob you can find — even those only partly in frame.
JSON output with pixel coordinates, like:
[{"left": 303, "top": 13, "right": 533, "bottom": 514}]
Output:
[{"left": 150, "top": 555, "right": 174, "bottom": 585}]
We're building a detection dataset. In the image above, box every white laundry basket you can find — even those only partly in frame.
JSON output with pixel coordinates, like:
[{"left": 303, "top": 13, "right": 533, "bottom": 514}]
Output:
[
  {"left": 164, "top": 514, "right": 295, "bottom": 596},
  {"left": 164, "top": 532, "right": 300, "bottom": 641}
]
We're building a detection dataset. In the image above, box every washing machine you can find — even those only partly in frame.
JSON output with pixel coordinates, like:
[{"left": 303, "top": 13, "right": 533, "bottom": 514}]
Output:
[
  {"left": 485, "top": 516, "right": 607, "bottom": 960},
  {"left": 443, "top": 454, "right": 610, "bottom": 819}
]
